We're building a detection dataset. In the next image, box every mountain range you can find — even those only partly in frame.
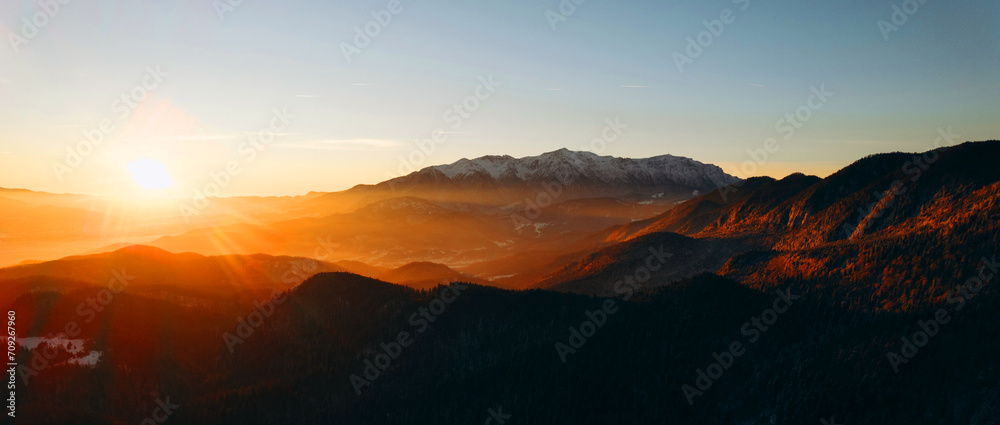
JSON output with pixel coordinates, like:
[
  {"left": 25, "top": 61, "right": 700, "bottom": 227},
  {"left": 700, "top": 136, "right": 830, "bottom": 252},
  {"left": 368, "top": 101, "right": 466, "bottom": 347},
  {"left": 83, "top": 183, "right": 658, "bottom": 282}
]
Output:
[
  {"left": 0, "top": 149, "right": 737, "bottom": 268},
  {"left": 4, "top": 141, "right": 1000, "bottom": 424}
]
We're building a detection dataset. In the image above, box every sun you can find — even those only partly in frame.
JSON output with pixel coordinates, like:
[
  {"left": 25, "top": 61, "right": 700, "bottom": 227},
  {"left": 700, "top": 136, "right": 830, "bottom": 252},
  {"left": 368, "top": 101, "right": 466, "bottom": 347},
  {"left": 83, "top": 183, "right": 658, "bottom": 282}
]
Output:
[{"left": 127, "top": 158, "right": 174, "bottom": 190}]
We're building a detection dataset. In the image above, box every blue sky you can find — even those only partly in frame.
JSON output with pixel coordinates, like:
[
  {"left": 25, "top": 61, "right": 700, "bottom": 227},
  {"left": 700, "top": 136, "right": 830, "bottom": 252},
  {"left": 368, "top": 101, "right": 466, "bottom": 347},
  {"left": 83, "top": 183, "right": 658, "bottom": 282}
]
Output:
[{"left": 0, "top": 0, "right": 997, "bottom": 195}]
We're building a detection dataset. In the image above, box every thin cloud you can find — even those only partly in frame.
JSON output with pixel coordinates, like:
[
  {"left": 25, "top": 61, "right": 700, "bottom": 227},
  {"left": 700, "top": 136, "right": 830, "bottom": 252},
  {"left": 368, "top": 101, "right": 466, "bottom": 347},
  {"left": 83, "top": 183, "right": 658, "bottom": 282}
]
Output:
[
  {"left": 295, "top": 94, "right": 323, "bottom": 98},
  {"left": 351, "top": 83, "right": 375, "bottom": 86},
  {"left": 239, "top": 131, "right": 297, "bottom": 136},
  {"left": 749, "top": 84, "right": 765, "bottom": 88},
  {"left": 621, "top": 85, "right": 655, "bottom": 88},
  {"left": 545, "top": 88, "right": 563, "bottom": 91},
  {"left": 281, "top": 139, "right": 401, "bottom": 151},
  {"left": 122, "top": 134, "right": 239, "bottom": 143}
]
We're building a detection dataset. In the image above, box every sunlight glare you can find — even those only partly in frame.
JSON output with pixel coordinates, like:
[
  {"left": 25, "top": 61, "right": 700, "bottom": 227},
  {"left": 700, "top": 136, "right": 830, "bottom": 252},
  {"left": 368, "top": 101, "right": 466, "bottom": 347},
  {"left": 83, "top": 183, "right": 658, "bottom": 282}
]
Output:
[{"left": 127, "top": 158, "right": 174, "bottom": 190}]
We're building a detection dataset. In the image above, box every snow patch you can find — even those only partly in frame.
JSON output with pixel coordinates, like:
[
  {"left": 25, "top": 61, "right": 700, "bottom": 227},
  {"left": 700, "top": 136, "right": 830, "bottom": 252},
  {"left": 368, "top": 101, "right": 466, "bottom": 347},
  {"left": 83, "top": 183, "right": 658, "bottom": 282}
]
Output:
[
  {"left": 17, "top": 337, "right": 85, "bottom": 352},
  {"left": 492, "top": 239, "right": 516, "bottom": 247},
  {"left": 17, "top": 337, "right": 101, "bottom": 368},
  {"left": 66, "top": 351, "right": 102, "bottom": 366}
]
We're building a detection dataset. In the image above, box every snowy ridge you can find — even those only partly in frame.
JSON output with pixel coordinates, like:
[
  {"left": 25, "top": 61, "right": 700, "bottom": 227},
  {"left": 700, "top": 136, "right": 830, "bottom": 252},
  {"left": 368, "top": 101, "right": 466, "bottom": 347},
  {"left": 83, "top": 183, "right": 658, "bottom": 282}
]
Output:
[{"left": 430, "top": 148, "right": 738, "bottom": 190}]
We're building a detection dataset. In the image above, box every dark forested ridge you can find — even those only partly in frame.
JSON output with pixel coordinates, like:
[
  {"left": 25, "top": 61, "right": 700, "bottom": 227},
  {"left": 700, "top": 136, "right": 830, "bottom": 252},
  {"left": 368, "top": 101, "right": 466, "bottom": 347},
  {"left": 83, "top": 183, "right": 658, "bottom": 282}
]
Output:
[
  {"left": 542, "top": 141, "right": 1000, "bottom": 310},
  {"left": 9, "top": 269, "right": 1000, "bottom": 424}
]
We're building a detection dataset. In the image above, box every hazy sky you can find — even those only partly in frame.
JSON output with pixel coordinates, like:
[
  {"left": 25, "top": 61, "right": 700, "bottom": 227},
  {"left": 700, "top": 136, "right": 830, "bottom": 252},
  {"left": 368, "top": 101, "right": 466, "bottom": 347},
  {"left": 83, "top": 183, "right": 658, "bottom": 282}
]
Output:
[{"left": 0, "top": 0, "right": 997, "bottom": 196}]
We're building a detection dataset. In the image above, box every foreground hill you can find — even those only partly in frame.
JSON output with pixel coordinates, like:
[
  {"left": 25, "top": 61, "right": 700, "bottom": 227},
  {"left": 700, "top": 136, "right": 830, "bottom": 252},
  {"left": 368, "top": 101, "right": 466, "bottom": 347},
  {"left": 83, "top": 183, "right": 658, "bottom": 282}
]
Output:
[
  {"left": 0, "top": 245, "right": 481, "bottom": 314},
  {"left": 535, "top": 232, "right": 749, "bottom": 296},
  {"left": 11, "top": 271, "right": 1000, "bottom": 424},
  {"left": 0, "top": 245, "right": 347, "bottom": 314},
  {"left": 375, "top": 261, "right": 492, "bottom": 289}
]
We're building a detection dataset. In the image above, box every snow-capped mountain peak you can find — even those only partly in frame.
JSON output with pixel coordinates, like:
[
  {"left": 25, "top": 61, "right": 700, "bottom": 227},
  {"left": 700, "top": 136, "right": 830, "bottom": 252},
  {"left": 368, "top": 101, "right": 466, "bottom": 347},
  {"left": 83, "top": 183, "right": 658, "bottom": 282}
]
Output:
[{"left": 428, "top": 149, "right": 738, "bottom": 190}]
